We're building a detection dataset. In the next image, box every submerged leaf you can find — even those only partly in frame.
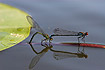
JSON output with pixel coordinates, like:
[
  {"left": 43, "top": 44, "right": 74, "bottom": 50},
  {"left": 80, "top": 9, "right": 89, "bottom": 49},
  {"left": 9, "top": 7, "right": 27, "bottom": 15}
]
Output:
[{"left": 0, "top": 3, "right": 31, "bottom": 51}]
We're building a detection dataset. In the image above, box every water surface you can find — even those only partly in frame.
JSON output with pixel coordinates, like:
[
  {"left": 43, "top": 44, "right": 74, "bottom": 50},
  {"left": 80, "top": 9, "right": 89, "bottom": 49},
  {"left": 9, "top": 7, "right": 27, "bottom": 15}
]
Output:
[{"left": 0, "top": 0, "right": 105, "bottom": 70}]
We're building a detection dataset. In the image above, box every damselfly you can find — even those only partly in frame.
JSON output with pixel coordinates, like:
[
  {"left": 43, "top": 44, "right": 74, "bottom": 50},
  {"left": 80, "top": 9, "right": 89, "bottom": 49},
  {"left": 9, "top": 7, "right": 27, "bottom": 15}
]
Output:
[
  {"left": 26, "top": 15, "right": 53, "bottom": 45},
  {"left": 50, "top": 28, "right": 88, "bottom": 43}
]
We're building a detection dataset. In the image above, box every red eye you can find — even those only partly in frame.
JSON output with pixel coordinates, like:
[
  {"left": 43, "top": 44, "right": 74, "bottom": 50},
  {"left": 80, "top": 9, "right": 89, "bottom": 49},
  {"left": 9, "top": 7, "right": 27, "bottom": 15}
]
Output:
[{"left": 85, "top": 32, "right": 88, "bottom": 35}]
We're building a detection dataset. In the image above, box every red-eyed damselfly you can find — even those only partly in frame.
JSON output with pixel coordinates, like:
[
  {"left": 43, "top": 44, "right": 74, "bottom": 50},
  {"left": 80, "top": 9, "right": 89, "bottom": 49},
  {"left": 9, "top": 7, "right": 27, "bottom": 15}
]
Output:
[{"left": 50, "top": 28, "right": 88, "bottom": 43}]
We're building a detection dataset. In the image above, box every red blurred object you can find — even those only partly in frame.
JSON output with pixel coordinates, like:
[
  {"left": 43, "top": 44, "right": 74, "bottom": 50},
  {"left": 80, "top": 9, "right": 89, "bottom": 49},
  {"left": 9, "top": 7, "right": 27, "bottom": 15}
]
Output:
[
  {"left": 20, "top": 42, "right": 105, "bottom": 48},
  {"left": 85, "top": 32, "right": 88, "bottom": 35},
  {"left": 60, "top": 43, "right": 105, "bottom": 48}
]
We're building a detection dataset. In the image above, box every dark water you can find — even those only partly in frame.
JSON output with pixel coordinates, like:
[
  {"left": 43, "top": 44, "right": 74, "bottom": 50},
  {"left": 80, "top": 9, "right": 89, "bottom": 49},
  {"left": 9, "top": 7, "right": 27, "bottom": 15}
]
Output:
[{"left": 0, "top": 0, "right": 105, "bottom": 70}]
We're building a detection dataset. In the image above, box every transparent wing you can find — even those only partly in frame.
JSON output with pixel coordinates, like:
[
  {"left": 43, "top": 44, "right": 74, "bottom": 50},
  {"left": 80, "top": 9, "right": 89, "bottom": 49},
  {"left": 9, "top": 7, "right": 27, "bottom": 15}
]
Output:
[
  {"left": 26, "top": 15, "right": 45, "bottom": 34},
  {"left": 29, "top": 52, "right": 46, "bottom": 69},
  {"left": 53, "top": 28, "right": 79, "bottom": 36},
  {"left": 53, "top": 52, "right": 78, "bottom": 60}
]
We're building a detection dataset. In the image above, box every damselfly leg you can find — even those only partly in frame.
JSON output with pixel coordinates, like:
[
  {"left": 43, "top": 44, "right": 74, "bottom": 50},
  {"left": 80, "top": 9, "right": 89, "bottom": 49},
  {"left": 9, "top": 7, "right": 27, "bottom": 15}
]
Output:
[{"left": 29, "top": 32, "right": 41, "bottom": 44}]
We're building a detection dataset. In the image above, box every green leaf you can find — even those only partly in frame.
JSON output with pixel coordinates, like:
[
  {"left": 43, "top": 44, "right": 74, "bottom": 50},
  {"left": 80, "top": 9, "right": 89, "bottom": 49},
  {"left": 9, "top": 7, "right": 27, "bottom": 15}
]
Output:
[{"left": 0, "top": 3, "right": 31, "bottom": 51}]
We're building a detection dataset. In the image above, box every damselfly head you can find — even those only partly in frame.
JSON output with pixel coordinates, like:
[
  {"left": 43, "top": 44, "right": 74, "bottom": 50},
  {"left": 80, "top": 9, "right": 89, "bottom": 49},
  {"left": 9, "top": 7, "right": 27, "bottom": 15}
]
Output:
[{"left": 85, "top": 32, "right": 88, "bottom": 36}]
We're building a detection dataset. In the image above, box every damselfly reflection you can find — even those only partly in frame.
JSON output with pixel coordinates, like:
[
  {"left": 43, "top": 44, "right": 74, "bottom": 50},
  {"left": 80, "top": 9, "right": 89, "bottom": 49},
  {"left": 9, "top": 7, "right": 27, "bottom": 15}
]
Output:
[
  {"left": 29, "top": 43, "right": 87, "bottom": 69},
  {"left": 29, "top": 44, "right": 52, "bottom": 69},
  {"left": 50, "top": 48, "right": 87, "bottom": 60},
  {"left": 50, "top": 28, "right": 88, "bottom": 43}
]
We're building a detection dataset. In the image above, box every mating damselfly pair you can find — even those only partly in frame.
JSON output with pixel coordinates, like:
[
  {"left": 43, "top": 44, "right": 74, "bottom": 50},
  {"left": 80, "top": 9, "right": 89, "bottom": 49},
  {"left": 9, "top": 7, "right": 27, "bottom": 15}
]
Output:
[{"left": 26, "top": 15, "right": 88, "bottom": 45}]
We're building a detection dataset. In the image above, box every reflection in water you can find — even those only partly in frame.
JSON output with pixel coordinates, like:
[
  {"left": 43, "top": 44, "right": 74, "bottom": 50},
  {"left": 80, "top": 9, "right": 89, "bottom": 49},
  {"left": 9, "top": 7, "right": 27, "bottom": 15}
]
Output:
[
  {"left": 29, "top": 44, "right": 52, "bottom": 69},
  {"left": 29, "top": 43, "right": 88, "bottom": 69},
  {"left": 51, "top": 49, "right": 87, "bottom": 60}
]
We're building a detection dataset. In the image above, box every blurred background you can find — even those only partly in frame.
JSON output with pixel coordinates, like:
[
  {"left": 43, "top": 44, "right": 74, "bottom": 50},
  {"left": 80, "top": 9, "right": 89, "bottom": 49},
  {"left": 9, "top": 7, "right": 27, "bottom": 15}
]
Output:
[{"left": 0, "top": 0, "right": 105, "bottom": 70}]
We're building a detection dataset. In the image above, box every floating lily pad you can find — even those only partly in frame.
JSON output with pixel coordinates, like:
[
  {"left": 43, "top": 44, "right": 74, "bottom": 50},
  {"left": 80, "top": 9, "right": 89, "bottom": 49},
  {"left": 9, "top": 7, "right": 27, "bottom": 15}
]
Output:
[{"left": 0, "top": 3, "right": 31, "bottom": 51}]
